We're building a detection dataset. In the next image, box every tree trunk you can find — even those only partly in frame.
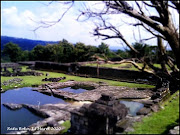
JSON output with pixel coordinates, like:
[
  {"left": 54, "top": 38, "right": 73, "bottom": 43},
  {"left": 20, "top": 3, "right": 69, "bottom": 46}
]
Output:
[{"left": 164, "top": 31, "right": 180, "bottom": 69}]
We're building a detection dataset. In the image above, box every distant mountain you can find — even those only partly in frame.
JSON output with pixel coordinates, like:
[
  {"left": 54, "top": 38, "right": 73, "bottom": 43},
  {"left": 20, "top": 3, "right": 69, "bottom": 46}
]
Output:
[
  {"left": 1, "top": 36, "right": 124, "bottom": 52},
  {"left": 1, "top": 36, "right": 59, "bottom": 51}
]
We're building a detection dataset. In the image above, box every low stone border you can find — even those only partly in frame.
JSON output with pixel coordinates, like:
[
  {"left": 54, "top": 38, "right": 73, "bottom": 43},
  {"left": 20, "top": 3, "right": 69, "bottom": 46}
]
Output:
[
  {"left": 42, "top": 77, "right": 66, "bottom": 82},
  {"left": 1, "top": 71, "right": 44, "bottom": 77},
  {"left": 1, "top": 78, "right": 23, "bottom": 86}
]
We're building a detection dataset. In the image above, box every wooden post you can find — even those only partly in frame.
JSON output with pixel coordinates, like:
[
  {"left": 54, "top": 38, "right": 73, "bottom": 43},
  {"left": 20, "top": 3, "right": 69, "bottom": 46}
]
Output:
[
  {"left": 97, "top": 59, "right": 99, "bottom": 78},
  {"left": 106, "top": 117, "right": 109, "bottom": 134}
]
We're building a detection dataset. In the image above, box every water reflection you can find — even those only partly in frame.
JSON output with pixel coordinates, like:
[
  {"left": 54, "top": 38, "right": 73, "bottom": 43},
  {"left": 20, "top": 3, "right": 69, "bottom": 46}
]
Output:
[
  {"left": 1, "top": 87, "right": 67, "bottom": 105},
  {"left": 120, "top": 100, "right": 144, "bottom": 116},
  {"left": 58, "top": 87, "right": 87, "bottom": 94},
  {"left": 1, "top": 105, "right": 43, "bottom": 134},
  {"left": 1, "top": 87, "right": 67, "bottom": 134}
]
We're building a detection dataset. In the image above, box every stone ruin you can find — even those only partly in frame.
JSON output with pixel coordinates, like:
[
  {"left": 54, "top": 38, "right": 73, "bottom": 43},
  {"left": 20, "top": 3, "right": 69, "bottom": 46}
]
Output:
[
  {"left": 42, "top": 77, "right": 66, "bottom": 82},
  {"left": 70, "top": 93, "right": 128, "bottom": 134},
  {"left": 1, "top": 70, "right": 44, "bottom": 77},
  {"left": 1, "top": 62, "right": 43, "bottom": 77}
]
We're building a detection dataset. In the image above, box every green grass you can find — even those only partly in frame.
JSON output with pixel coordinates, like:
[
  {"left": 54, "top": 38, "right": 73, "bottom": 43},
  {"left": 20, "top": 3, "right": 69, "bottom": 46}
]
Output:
[
  {"left": 85, "top": 63, "right": 171, "bottom": 71},
  {"left": 6, "top": 66, "right": 31, "bottom": 72},
  {"left": 59, "top": 120, "right": 71, "bottom": 134},
  {"left": 85, "top": 63, "right": 138, "bottom": 70},
  {"left": 128, "top": 91, "right": 179, "bottom": 134},
  {"left": 1, "top": 67, "right": 154, "bottom": 91}
]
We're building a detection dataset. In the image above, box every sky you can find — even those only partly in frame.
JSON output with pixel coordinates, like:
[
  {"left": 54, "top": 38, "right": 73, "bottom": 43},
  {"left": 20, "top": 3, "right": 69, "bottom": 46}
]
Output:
[{"left": 1, "top": 1, "right": 179, "bottom": 50}]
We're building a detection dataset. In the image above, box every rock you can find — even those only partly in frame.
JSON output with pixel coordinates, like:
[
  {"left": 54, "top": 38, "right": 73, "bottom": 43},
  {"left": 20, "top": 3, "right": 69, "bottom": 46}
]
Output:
[
  {"left": 136, "top": 107, "right": 151, "bottom": 115},
  {"left": 3, "top": 103, "right": 23, "bottom": 110},
  {"left": 9, "top": 103, "right": 75, "bottom": 134},
  {"left": 1, "top": 71, "right": 44, "bottom": 77},
  {"left": 160, "top": 106, "right": 165, "bottom": 110},
  {"left": 151, "top": 92, "right": 160, "bottom": 100},
  {"left": 100, "top": 93, "right": 115, "bottom": 101},
  {"left": 124, "top": 126, "right": 134, "bottom": 133},
  {"left": 47, "top": 120, "right": 58, "bottom": 127},
  {"left": 58, "top": 120, "right": 65, "bottom": 125},
  {"left": 22, "top": 104, "right": 50, "bottom": 118},
  {"left": 174, "top": 126, "right": 179, "bottom": 130},
  {"left": 116, "top": 118, "right": 129, "bottom": 131},
  {"left": 142, "top": 100, "right": 154, "bottom": 107},
  {"left": 169, "top": 127, "right": 179, "bottom": 134},
  {"left": 150, "top": 104, "right": 160, "bottom": 112},
  {"left": 125, "top": 115, "right": 144, "bottom": 123},
  {"left": 41, "top": 77, "right": 66, "bottom": 82},
  {"left": 1, "top": 78, "right": 23, "bottom": 86},
  {"left": 153, "top": 98, "right": 161, "bottom": 103},
  {"left": 1, "top": 88, "right": 5, "bottom": 93}
]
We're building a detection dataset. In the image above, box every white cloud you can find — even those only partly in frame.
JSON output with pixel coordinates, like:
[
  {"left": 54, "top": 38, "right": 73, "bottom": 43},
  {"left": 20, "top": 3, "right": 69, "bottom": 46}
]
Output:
[
  {"left": 2, "top": 6, "right": 37, "bottom": 28},
  {"left": 1, "top": 1, "right": 179, "bottom": 50},
  {"left": 2, "top": 6, "right": 22, "bottom": 27},
  {"left": 3, "top": 6, "right": 17, "bottom": 14}
]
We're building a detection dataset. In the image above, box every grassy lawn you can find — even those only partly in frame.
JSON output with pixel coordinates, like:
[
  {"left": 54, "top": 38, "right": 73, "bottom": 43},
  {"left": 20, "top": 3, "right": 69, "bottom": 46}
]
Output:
[
  {"left": 128, "top": 91, "right": 179, "bottom": 134},
  {"left": 59, "top": 120, "right": 71, "bottom": 134},
  {"left": 85, "top": 63, "right": 171, "bottom": 71},
  {"left": 1, "top": 67, "right": 154, "bottom": 91}
]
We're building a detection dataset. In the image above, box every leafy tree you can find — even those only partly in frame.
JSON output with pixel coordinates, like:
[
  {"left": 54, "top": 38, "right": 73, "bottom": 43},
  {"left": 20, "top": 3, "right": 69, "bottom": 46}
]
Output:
[
  {"left": 85, "top": 45, "right": 98, "bottom": 60},
  {"left": 74, "top": 42, "right": 87, "bottom": 61},
  {"left": 59, "top": 39, "right": 74, "bottom": 62},
  {"left": 21, "top": 50, "right": 29, "bottom": 61},
  {"left": 98, "top": 42, "right": 110, "bottom": 55},
  {"left": 116, "top": 49, "right": 130, "bottom": 59},
  {"left": 31, "top": 45, "right": 46, "bottom": 61},
  {"left": 2, "top": 42, "right": 22, "bottom": 62},
  {"left": 49, "top": 44, "right": 64, "bottom": 62}
]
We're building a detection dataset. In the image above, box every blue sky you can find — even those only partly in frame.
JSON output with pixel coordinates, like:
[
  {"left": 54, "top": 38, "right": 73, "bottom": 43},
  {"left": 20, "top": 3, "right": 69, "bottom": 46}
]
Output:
[{"left": 1, "top": 1, "right": 179, "bottom": 50}]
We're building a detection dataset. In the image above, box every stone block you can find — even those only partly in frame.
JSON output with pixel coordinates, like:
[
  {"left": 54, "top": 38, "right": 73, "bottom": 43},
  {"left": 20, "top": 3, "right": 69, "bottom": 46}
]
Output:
[{"left": 136, "top": 107, "right": 151, "bottom": 115}]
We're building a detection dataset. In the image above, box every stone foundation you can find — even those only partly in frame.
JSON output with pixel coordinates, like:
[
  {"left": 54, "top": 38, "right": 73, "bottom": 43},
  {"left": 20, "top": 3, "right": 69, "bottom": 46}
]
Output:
[
  {"left": 70, "top": 94, "right": 128, "bottom": 134},
  {"left": 34, "top": 81, "right": 153, "bottom": 102}
]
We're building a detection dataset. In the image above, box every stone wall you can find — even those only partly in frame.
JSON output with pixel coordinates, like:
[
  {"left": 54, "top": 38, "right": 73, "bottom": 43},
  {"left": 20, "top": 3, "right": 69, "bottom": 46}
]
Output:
[
  {"left": 34, "top": 61, "right": 158, "bottom": 84},
  {"left": 1, "top": 63, "right": 20, "bottom": 68},
  {"left": 18, "top": 61, "right": 35, "bottom": 66},
  {"left": 78, "top": 66, "right": 157, "bottom": 82},
  {"left": 35, "top": 61, "right": 71, "bottom": 73}
]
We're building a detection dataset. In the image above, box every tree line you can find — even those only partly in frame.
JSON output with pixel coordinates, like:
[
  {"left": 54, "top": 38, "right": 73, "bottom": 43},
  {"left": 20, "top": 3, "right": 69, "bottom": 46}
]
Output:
[
  {"left": 1, "top": 38, "right": 174, "bottom": 63},
  {"left": 1, "top": 39, "right": 111, "bottom": 62}
]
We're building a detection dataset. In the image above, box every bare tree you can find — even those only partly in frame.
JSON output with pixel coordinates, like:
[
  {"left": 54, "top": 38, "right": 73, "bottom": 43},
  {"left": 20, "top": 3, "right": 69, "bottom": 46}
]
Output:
[
  {"left": 75, "top": 1, "right": 179, "bottom": 92},
  {"left": 34, "top": 1, "right": 179, "bottom": 91}
]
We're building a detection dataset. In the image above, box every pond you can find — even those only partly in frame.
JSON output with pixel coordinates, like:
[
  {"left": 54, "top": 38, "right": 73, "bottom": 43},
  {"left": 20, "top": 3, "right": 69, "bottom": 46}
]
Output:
[
  {"left": 1, "top": 106, "right": 43, "bottom": 134},
  {"left": 120, "top": 100, "right": 144, "bottom": 116},
  {"left": 1, "top": 87, "right": 68, "bottom": 134},
  {"left": 58, "top": 85, "right": 95, "bottom": 94}
]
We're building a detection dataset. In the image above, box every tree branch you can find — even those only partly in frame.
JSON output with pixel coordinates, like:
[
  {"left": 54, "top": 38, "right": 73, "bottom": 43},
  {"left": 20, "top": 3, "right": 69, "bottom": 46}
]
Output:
[{"left": 33, "top": 1, "right": 74, "bottom": 31}]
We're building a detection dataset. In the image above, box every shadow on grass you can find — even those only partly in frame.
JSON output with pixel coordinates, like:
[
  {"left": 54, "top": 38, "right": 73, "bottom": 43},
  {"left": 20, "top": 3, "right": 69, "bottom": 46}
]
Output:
[{"left": 162, "top": 119, "right": 179, "bottom": 134}]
